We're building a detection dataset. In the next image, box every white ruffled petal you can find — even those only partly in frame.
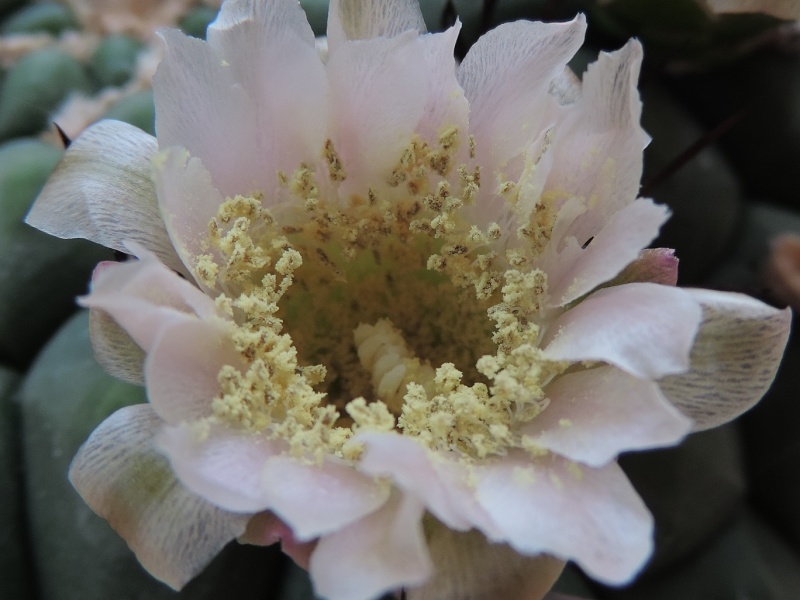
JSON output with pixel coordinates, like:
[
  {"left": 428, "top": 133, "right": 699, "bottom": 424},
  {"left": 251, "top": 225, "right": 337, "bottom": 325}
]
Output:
[
  {"left": 544, "top": 41, "right": 649, "bottom": 243},
  {"left": 458, "top": 16, "right": 586, "bottom": 174}
]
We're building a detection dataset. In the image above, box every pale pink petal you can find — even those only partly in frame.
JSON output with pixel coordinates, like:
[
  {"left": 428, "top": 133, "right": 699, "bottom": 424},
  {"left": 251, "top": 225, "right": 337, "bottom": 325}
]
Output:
[
  {"left": 543, "top": 283, "right": 702, "bottom": 379},
  {"left": 240, "top": 512, "right": 316, "bottom": 569},
  {"left": 524, "top": 366, "right": 692, "bottom": 467},
  {"left": 544, "top": 41, "right": 649, "bottom": 243},
  {"left": 89, "top": 306, "right": 145, "bottom": 385},
  {"left": 159, "top": 423, "right": 389, "bottom": 536},
  {"left": 327, "top": 0, "right": 426, "bottom": 50},
  {"left": 325, "top": 31, "right": 427, "bottom": 199},
  {"left": 612, "top": 248, "right": 679, "bottom": 287},
  {"left": 474, "top": 452, "right": 653, "bottom": 585},
  {"left": 79, "top": 253, "right": 217, "bottom": 352},
  {"left": 409, "top": 526, "right": 565, "bottom": 600},
  {"left": 145, "top": 318, "right": 241, "bottom": 424},
  {"left": 511, "top": 127, "right": 558, "bottom": 232},
  {"left": 153, "top": 147, "right": 224, "bottom": 289},
  {"left": 416, "top": 23, "right": 470, "bottom": 145},
  {"left": 356, "top": 431, "right": 498, "bottom": 534},
  {"left": 260, "top": 454, "right": 390, "bottom": 541},
  {"left": 25, "top": 120, "right": 185, "bottom": 274},
  {"left": 660, "top": 289, "right": 791, "bottom": 430},
  {"left": 69, "top": 404, "right": 250, "bottom": 590},
  {"left": 157, "top": 422, "right": 282, "bottom": 513},
  {"left": 310, "top": 491, "right": 432, "bottom": 600},
  {"left": 707, "top": 0, "right": 800, "bottom": 19},
  {"left": 206, "top": 0, "right": 327, "bottom": 193},
  {"left": 153, "top": 30, "right": 261, "bottom": 196},
  {"left": 458, "top": 16, "right": 586, "bottom": 173},
  {"left": 550, "top": 66, "right": 582, "bottom": 106},
  {"left": 543, "top": 198, "right": 670, "bottom": 306}
]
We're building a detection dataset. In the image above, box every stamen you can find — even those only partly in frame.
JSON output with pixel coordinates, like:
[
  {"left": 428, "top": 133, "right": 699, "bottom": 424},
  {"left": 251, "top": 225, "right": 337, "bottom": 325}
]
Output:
[{"left": 189, "top": 130, "right": 567, "bottom": 464}]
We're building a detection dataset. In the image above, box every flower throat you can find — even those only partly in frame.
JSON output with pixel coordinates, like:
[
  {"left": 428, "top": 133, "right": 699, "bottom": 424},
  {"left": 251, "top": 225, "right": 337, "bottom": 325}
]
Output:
[{"left": 191, "top": 130, "right": 563, "bottom": 462}]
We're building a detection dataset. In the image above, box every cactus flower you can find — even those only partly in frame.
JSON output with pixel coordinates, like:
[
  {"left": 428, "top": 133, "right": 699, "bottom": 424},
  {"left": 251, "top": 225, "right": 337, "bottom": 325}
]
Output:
[{"left": 26, "top": 0, "right": 791, "bottom": 599}]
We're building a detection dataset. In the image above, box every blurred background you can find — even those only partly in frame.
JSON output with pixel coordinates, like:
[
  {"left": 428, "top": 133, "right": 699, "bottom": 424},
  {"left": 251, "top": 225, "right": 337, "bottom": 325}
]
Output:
[{"left": 1, "top": 0, "right": 800, "bottom": 598}]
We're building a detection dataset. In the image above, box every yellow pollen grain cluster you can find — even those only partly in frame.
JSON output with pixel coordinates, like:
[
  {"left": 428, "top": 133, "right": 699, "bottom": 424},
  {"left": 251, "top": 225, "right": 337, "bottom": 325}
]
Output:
[
  {"left": 190, "top": 129, "right": 571, "bottom": 464},
  {"left": 323, "top": 138, "right": 347, "bottom": 182},
  {"left": 388, "top": 128, "right": 463, "bottom": 195},
  {"left": 399, "top": 361, "right": 515, "bottom": 459}
]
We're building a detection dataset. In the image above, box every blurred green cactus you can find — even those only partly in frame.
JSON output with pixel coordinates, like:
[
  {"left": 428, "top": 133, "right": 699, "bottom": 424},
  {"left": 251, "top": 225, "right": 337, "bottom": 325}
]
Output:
[{"left": 0, "top": 48, "right": 92, "bottom": 140}]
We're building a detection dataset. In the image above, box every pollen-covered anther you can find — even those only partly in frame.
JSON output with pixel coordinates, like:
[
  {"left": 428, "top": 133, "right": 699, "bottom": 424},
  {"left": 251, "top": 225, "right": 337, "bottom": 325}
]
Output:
[
  {"left": 288, "top": 165, "right": 320, "bottom": 210},
  {"left": 458, "top": 165, "right": 480, "bottom": 204},
  {"left": 398, "top": 361, "right": 516, "bottom": 458},
  {"left": 345, "top": 397, "right": 396, "bottom": 433},
  {"left": 323, "top": 138, "right": 346, "bottom": 182}
]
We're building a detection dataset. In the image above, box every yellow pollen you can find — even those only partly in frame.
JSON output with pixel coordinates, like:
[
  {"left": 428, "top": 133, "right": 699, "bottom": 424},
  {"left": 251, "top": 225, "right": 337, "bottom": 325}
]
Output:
[
  {"left": 323, "top": 139, "right": 347, "bottom": 182},
  {"left": 188, "top": 129, "right": 569, "bottom": 464}
]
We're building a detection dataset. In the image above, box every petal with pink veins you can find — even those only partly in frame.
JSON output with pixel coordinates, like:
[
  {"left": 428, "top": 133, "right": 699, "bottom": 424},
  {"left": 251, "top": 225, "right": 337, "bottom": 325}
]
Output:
[
  {"left": 327, "top": 0, "right": 426, "bottom": 50},
  {"left": 146, "top": 318, "right": 241, "bottom": 425},
  {"left": 310, "top": 490, "right": 432, "bottom": 600},
  {"left": 206, "top": 0, "right": 327, "bottom": 193},
  {"left": 69, "top": 404, "right": 250, "bottom": 590},
  {"left": 543, "top": 282, "right": 702, "bottom": 379},
  {"left": 325, "top": 31, "right": 427, "bottom": 199},
  {"left": 408, "top": 525, "right": 565, "bottom": 600},
  {"left": 611, "top": 248, "right": 679, "bottom": 287},
  {"left": 25, "top": 120, "right": 186, "bottom": 274},
  {"left": 356, "top": 431, "right": 498, "bottom": 534},
  {"left": 524, "top": 365, "right": 692, "bottom": 467},
  {"left": 154, "top": 30, "right": 262, "bottom": 196},
  {"left": 659, "top": 289, "right": 791, "bottom": 430},
  {"left": 474, "top": 451, "right": 653, "bottom": 585},
  {"left": 260, "top": 454, "right": 390, "bottom": 541}
]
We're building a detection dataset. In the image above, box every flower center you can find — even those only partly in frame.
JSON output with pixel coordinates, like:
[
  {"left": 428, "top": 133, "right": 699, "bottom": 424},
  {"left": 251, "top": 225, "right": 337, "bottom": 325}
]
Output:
[{"left": 192, "top": 130, "right": 566, "bottom": 462}]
